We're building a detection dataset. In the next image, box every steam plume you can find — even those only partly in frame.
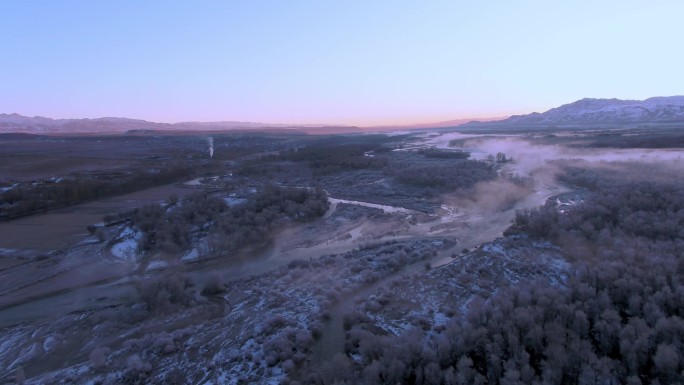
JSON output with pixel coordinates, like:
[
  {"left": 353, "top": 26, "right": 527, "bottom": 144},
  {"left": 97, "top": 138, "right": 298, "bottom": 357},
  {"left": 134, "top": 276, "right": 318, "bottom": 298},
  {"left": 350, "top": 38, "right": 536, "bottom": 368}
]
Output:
[{"left": 208, "top": 137, "right": 214, "bottom": 158}]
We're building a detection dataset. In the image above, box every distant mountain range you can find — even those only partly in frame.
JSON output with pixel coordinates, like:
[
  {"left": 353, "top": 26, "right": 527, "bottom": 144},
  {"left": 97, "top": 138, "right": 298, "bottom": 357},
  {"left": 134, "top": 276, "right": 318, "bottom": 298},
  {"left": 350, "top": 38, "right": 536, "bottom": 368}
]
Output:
[
  {"left": 0, "top": 113, "right": 366, "bottom": 134},
  {"left": 0, "top": 113, "right": 504, "bottom": 135},
  {"left": 463, "top": 96, "right": 684, "bottom": 129},
  {"left": 0, "top": 114, "right": 166, "bottom": 133},
  {"left": 3, "top": 96, "right": 684, "bottom": 134}
]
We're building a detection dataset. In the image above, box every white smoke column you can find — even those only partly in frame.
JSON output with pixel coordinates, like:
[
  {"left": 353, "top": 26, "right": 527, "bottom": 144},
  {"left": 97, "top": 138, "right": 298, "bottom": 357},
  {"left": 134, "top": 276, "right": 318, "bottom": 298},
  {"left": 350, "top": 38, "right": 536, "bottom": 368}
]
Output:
[{"left": 208, "top": 137, "right": 214, "bottom": 158}]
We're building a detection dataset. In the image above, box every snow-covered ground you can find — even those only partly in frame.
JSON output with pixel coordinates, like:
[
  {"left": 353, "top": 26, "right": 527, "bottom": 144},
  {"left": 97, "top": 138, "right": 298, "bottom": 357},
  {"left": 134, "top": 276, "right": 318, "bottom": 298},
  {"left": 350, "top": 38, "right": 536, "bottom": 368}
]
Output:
[
  {"left": 0, "top": 183, "right": 18, "bottom": 193},
  {"left": 110, "top": 228, "right": 141, "bottom": 263},
  {"left": 328, "top": 197, "right": 415, "bottom": 214},
  {"left": 349, "top": 235, "right": 571, "bottom": 340},
  {"left": 180, "top": 248, "right": 200, "bottom": 262},
  {"left": 1, "top": 240, "right": 447, "bottom": 384}
]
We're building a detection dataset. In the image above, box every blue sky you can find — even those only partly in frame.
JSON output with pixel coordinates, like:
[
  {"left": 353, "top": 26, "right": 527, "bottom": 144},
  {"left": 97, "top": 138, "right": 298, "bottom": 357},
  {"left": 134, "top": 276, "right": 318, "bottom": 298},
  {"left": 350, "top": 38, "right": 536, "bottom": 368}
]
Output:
[{"left": 1, "top": 1, "right": 683, "bottom": 125}]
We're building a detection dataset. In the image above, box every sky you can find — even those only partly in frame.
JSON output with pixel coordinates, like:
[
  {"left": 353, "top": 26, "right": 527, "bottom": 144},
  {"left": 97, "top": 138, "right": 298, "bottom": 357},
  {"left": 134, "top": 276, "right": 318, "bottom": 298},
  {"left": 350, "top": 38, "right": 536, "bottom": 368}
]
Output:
[{"left": 1, "top": 1, "right": 683, "bottom": 126}]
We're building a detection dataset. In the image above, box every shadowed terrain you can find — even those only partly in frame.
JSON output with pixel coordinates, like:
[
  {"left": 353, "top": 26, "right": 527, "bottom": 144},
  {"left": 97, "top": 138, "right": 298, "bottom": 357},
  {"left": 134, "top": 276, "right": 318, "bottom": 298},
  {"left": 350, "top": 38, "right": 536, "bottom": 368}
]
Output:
[{"left": 1, "top": 126, "right": 683, "bottom": 384}]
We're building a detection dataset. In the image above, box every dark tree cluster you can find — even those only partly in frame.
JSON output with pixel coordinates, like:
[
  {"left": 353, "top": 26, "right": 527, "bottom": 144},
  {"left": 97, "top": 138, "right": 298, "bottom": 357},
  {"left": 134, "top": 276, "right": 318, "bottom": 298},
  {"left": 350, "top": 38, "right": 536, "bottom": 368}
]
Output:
[
  {"left": 132, "top": 273, "right": 196, "bottom": 313},
  {"left": 391, "top": 160, "right": 497, "bottom": 193},
  {"left": 235, "top": 134, "right": 404, "bottom": 179},
  {"left": 580, "top": 130, "right": 684, "bottom": 149},
  {"left": 305, "top": 166, "right": 684, "bottom": 385},
  {"left": 508, "top": 176, "right": 684, "bottom": 246},
  {"left": 317, "top": 258, "right": 682, "bottom": 385},
  {"left": 417, "top": 147, "right": 471, "bottom": 159},
  {"left": 131, "top": 186, "right": 329, "bottom": 258},
  {"left": 208, "top": 186, "right": 329, "bottom": 254},
  {"left": 0, "top": 166, "right": 193, "bottom": 220},
  {"left": 270, "top": 144, "right": 389, "bottom": 176}
]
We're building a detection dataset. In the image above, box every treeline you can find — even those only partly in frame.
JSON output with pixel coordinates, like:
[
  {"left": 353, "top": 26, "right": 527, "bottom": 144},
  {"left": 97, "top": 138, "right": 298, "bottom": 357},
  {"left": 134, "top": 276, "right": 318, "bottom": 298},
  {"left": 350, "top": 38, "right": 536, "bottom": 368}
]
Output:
[
  {"left": 234, "top": 136, "right": 499, "bottom": 196},
  {"left": 236, "top": 135, "right": 406, "bottom": 178},
  {"left": 0, "top": 166, "right": 193, "bottom": 220},
  {"left": 584, "top": 131, "right": 684, "bottom": 149},
  {"left": 508, "top": 166, "right": 684, "bottom": 244},
  {"left": 306, "top": 166, "right": 684, "bottom": 385},
  {"left": 270, "top": 143, "right": 389, "bottom": 176},
  {"left": 132, "top": 186, "right": 329, "bottom": 258},
  {"left": 417, "top": 148, "right": 470, "bottom": 159},
  {"left": 391, "top": 160, "right": 497, "bottom": 193},
  {"left": 508, "top": 182, "right": 684, "bottom": 244}
]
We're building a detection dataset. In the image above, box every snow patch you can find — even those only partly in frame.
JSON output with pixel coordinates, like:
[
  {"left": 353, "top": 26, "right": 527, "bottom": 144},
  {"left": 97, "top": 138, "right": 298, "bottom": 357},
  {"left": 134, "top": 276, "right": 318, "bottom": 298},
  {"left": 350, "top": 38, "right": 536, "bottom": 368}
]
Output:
[
  {"left": 224, "top": 197, "right": 247, "bottom": 206},
  {"left": 329, "top": 197, "right": 414, "bottom": 214},
  {"left": 111, "top": 239, "right": 137, "bottom": 261},
  {"left": 146, "top": 260, "right": 168, "bottom": 271},
  {"left": 110, "top": 228, "right": 141, "bottom": 263},
  {"left": 0, "top": 183, "right": 18, "bottom": 193},
  {"left": 181, "top": 248, "right": 199, "bottom": 262}
]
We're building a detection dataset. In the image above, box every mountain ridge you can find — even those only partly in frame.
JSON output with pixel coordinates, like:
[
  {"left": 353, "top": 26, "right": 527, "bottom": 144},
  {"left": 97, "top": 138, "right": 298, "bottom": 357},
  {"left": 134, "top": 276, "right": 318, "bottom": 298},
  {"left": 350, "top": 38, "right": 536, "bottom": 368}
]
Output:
[
  {"left": 4, "top": 95, "right": 684, "bottom": 134},
  {"left": 0, "top": 114, "right": 360, "bottom": 134},
  {"left": 462, "top": 96, "right": 684, "bottom": 128},
  {"left": 0, "top": 114, "right": 499, "bottom": 134}
]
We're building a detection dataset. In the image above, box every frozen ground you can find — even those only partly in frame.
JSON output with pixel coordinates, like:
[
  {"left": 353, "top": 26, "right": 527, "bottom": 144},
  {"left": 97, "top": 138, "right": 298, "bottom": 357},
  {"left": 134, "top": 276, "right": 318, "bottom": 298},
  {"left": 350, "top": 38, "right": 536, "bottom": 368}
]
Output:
[
  {"left": 4, "top": 130, "right": 660, "bottom": 384},
  {"left": 350, "top": 236, "right": 571, "bottom": 340},
  {"left": 0, "top": 240, "right": 449, "bottom": 384}
]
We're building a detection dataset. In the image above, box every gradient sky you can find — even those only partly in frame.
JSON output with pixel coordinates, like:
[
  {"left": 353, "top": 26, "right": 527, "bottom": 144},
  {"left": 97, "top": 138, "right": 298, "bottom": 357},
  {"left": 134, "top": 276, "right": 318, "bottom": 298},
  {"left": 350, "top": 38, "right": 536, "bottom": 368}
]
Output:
[{"left": 1, "top": 1, "right": 683, "bottom": 126}]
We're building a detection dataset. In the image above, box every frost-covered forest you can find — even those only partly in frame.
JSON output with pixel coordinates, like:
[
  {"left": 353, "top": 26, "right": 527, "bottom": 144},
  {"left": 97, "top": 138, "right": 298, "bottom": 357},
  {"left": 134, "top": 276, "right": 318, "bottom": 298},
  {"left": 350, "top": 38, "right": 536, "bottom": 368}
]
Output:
[{"left": 303, "top": 164, "right": 684, "bottom": 385}]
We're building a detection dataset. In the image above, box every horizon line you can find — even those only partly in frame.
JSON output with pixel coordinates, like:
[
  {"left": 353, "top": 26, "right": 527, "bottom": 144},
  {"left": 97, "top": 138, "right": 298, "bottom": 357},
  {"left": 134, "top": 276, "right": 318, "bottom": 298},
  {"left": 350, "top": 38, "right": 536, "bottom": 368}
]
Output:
[{"left": 0, "top": 112, "right": 510, "bottom": 129}]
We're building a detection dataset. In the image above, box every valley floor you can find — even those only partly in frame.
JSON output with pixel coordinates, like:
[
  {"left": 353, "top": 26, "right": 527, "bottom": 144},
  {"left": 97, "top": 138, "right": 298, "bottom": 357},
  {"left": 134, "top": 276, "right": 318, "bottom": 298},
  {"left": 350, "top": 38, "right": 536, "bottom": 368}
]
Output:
[{"left": 1, "top": 129, "right": 683, "bottom": 384}]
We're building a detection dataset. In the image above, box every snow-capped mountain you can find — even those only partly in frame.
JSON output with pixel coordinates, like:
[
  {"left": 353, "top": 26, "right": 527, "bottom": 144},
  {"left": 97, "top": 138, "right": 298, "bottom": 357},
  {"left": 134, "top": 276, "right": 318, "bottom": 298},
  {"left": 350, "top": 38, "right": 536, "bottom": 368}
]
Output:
[{"left": 463, "top": 96, "right": 684, "bottom": 128}]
